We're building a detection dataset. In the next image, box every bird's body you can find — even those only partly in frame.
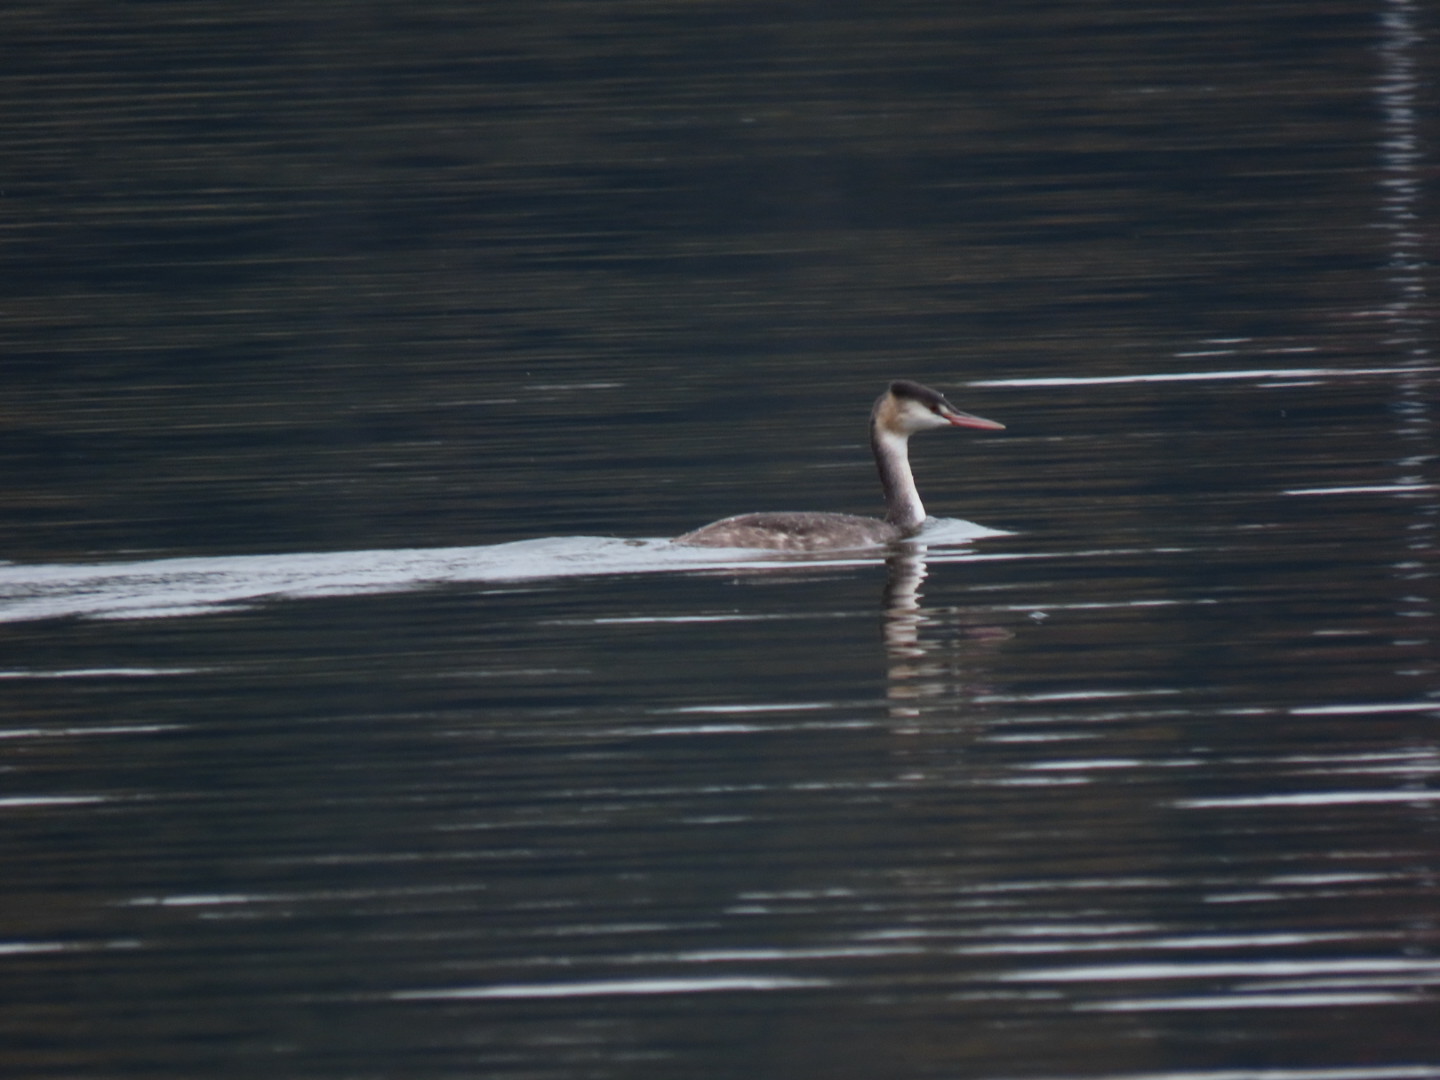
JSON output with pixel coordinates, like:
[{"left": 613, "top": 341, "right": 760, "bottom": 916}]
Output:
[
  {"left": 675, "top": 380, "right": 1003, "bottom": 551},
  {"left": 678, "top": 510, "right": 902, "bottom": 552}
]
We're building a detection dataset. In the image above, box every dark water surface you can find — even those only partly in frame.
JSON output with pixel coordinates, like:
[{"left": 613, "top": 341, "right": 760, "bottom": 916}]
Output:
[{"left": 3, "top": 1, "right": 1438, "bottom": 1078}]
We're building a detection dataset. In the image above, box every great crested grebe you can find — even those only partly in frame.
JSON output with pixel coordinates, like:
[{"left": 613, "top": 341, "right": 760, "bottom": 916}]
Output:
[{"left": 675, "top": 379, "right": 1004, "bottom": 551}]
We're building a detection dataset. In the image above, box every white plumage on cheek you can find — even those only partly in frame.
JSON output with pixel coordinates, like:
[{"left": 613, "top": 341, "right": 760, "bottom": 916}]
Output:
[{"left": 889, "top": 398, "right": 949, "bottom": 435}]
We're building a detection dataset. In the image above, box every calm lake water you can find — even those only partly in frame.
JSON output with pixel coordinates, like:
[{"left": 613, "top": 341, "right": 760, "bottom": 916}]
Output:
[{"left": 2, "top": 1, "right": 1437, "bottom": 1078}]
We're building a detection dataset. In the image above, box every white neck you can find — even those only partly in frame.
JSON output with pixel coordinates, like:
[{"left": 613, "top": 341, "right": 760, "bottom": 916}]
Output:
[{"left": 872, "top": 425, "right": 925, "bottom": 530}]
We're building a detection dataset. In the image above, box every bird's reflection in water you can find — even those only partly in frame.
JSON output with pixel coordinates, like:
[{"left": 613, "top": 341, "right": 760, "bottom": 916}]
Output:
[{"left": 882, "top": 544, "right": 1010, "bottom": 727}]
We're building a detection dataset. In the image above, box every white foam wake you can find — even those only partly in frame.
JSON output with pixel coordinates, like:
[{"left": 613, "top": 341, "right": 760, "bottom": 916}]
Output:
[{"left": 0, "top": 519, "right": 1007, "bottom": 623}]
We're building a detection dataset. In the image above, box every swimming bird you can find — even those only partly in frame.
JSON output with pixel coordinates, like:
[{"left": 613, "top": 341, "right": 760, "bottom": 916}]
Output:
[{"left": 675, "top": 380, "right": 1004, "bottom": 550}]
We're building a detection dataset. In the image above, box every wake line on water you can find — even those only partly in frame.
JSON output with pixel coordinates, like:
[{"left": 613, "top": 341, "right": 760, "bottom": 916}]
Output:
[{"left": 0, "top": 519, "right": 1006, "bottom": 624}]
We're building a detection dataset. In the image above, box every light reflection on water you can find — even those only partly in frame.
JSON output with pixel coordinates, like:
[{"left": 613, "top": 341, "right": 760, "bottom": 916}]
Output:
[
  {"left": 11, "top": 443, "right": 1435, "bottom": 1078},
  {"left": 3, "top": 0, "right": 1438, "bottom": 1077}
]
